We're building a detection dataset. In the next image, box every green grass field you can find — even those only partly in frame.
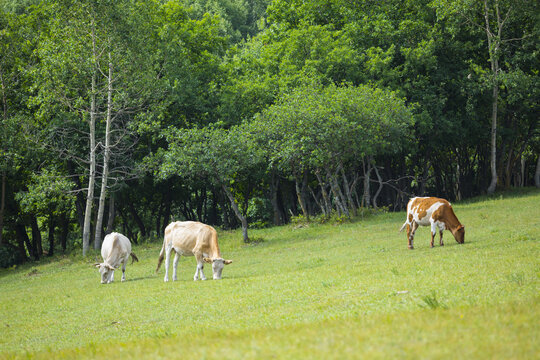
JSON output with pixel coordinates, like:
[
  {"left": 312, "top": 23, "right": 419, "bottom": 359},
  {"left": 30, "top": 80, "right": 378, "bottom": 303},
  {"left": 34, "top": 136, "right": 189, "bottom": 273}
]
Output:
[{"left": 1, "top": 190, "right": 539, "bottom": 359}]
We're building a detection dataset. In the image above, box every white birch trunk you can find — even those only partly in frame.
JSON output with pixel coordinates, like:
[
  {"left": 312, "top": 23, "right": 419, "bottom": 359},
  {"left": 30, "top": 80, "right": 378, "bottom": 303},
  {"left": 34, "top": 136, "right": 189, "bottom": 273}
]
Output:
[
  {"left": 485, "top": 0, "right": 502, "bottom": 195},
  {"left": 94, "top": 52, "right": 113, "bottom": 250},
  {"left": 222, "top": 184, "right": 249, "bottom": 243},
  {"left": 82, "top": 19, "right": 98, "bottom": 256},
  {"left": 82, "top": 71, "right": 97, "bottom": 256}
]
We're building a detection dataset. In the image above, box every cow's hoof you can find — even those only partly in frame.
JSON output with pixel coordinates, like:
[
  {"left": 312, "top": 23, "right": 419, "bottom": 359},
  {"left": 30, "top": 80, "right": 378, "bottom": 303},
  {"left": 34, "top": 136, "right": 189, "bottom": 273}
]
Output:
[
  {"left": 408, "top": 246, "right": 414, "bottom": 250},
  {"left": 164, "top": 278, "right": 169, "bottom": 282}
]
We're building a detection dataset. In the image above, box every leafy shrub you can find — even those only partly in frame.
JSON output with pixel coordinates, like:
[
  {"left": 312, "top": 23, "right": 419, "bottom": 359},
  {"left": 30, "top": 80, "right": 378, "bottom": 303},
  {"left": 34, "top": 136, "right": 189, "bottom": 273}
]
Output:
[{"left": 0, "top": 244, "right": 24, "bottom": 268}]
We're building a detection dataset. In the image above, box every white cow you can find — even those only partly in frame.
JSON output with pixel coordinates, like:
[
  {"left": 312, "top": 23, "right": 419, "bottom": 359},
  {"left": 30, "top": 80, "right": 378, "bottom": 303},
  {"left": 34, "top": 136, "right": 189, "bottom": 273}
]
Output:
[
  {"left": 94, "top": 232, "right": 138, "bottom": 284},
  {"left": 156, "top": 221, "right": 232, "bottom": 282}
]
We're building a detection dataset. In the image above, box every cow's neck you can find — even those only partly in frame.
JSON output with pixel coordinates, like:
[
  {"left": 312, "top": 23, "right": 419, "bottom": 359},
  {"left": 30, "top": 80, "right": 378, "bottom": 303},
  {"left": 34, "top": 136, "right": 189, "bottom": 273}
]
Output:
[
  {"left": 208, "top": 233, "right": 222, "bottom": 259},
  {"left": 446, "top": 218, "right": 462, "bottom": 234}
]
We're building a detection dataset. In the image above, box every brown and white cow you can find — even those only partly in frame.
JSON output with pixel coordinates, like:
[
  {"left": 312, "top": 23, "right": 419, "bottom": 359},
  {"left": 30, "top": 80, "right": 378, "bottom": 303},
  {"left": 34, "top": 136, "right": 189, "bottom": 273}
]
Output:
[
  {"left": 94, "top": 232, "right": 139, "bottom": 284},
  {"left": 156, "top": 221, "right": 232, "bottom": 282},
  {"left": 399, "top": 197, "right": 465, "bottom": 249}
]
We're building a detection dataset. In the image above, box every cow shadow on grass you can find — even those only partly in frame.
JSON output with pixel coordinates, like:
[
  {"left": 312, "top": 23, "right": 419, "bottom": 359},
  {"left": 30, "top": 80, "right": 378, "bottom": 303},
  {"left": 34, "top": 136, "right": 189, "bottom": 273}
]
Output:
[{"left": 121, "top": 275, "right": 156, "bottom": 283}]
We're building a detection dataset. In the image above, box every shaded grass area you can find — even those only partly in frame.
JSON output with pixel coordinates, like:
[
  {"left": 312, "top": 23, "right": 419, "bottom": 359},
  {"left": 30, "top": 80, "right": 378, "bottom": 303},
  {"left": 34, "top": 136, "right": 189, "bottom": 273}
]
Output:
[{"left": 1, "top": 189, "right": 539, "bottom": 359}]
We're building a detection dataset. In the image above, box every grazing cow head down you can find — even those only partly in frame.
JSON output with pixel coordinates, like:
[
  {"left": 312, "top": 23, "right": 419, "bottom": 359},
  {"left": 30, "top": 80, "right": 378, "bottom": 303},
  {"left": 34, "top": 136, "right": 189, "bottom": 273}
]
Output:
[
  {"left": 94, "top": 263, "right": 115, "bottom": 284},
  {"left": 204, "top": 258, "right": 233, "bottom": 280},
  {"left": 454, "top": 225, "right": 465, "bottom": 244}
]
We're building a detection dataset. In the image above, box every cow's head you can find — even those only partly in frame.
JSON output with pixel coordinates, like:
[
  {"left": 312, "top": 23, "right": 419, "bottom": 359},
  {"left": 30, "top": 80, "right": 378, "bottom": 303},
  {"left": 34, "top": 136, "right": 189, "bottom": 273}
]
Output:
[
  {"left": 204, "top": 257, "right": 233, "bottom": 280},
  {"left": 94, "top": 262, "right": 115, "bottom": 284},
  {"left": 454, "top": 225, "right": 465, "bottom": 244}
]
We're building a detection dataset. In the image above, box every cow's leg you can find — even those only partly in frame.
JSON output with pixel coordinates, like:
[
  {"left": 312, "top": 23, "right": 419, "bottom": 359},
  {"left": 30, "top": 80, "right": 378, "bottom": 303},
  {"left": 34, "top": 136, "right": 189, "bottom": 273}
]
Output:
[
  {"left": 172, "top": 252, "right": 180, "bottom": 281},
  {"left": 121, "top": 261, "right": 127, "bottom": 282},
  {"left": 110, "top": 270, "right": 115, "bottom": 283},
  {"left": 164, "top": 244, "right": 172, "bottom": 282},
  {"left": 430, "top": 222, "right": 437, "bottom": 248},
  {"left": 439, "top": 230, "right": 444, "bottom": 246},
  {"left": 194, "top": 253, "right": 206, "bottom": 281},
  {"left": 408, "top": 222, "right": 418, "bottom": 249},
  {"left": 406, "top": 224, "right": 412, "bottom": 249}
]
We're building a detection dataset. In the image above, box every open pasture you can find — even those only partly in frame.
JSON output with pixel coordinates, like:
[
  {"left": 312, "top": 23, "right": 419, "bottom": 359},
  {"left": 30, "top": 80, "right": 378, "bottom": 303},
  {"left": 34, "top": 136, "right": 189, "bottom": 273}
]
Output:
[{"left": 1, "top": 190, "right": 538, "bottom": 359}]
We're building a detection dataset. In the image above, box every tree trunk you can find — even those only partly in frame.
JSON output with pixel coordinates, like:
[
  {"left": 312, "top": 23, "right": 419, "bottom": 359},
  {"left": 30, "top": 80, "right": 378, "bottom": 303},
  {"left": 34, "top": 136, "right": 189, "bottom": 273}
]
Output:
[
  {"left": 362, "top": 157, "right": 372, "bottom": 208},
  {"left": 94, "top": 53, "right": 113, "bottom": 250},
  {"left": 60, "top": 212, "right": 69, "bottom": 252},
  {"left": 47, "top": 215, "right": 55, "bottom": 256},
  {"left": 294, "top": 171, "right": 309, "bottom": 221},
  {"left": 128, "top": 198, "right": 146, "bottom": 238},
  {"left": 419, "top": 160, "right": 430, "bottom": 196},
  {"left": 106, "top": 193, "right": 115, "bottom": 234},
  {"left": 326, "top": 168, "right": 348, "bottom": 217},
  {"left": 0, "top": 171, "right": 5, "bottom": 245},
  {"left": 30, "top": 215, "right": 42, "bottom": 260},
  {"left": 535, "top": 154, "right": 540, "bottom": 188},
  {"left": 162, "top": 191, "right": 172, "bottom": 235},
  {"left": 270, "top": 171, "right": 283, "bottom": 225},
  {"left": 222, "top": 184, "right": 249, "bottom": 243},
  {"left": 308, "top": 185, "right": 325, "bottom": 216},
  {"left": 519, "top": 156, "right": 525, "bottom": 187},
  {"left": 83, "top": 70, "right": 97, "bottom": 256},
  {"left": 340, "top": 163, "right": 357, "bottom": 216},
  {"left": 372, "top": 164, "right": 384, "bottom": 210},
  {"left": 15, "top": 224, "right": 30, "bottom": 261},
  {"left": 315, "top": 170, "right": 332, "bottom": 215},
  {"left": 485, "top": 0, "right": 501, "bottom": 195}
]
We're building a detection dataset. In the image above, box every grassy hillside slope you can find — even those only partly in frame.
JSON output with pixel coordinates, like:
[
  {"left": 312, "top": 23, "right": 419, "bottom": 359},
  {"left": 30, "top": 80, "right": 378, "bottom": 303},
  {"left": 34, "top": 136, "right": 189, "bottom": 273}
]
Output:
[{"left": 1, "top": 190, "right": 538, "bottom": 359}]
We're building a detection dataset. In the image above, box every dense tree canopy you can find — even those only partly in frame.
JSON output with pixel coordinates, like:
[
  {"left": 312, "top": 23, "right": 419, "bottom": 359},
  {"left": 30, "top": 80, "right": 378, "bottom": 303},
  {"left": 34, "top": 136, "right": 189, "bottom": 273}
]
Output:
[{"left": 0, "top": 0, "right": 538, "bottom": 265}]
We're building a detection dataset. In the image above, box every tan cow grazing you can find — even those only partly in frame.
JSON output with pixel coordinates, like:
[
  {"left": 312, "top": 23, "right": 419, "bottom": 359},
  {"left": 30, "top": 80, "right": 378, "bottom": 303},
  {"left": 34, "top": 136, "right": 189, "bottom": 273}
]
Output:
[
  {"left": 94, "top": 232, "right": 138, "bottom": 284},
  {"left": 399, "top": 197, "right": 465, "bottom": 249},
  {"left": 156, "top": 221, "right": 232, "bottom": 282}
]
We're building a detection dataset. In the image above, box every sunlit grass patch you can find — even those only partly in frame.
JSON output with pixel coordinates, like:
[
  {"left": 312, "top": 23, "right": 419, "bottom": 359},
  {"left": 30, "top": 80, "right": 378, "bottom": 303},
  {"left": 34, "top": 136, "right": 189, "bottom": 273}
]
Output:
[{"left": 1, "top": 189, "right": 539, "bottom": 359}]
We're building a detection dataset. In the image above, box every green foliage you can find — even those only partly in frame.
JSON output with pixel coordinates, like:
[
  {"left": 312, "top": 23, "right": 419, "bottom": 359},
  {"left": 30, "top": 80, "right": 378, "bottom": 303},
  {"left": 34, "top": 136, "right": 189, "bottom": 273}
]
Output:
[
  {"left": 253, "top": 83, "right": 413, "bottom": 175},
  {"left": 15, "top": 169, "right": 75, "bottom": 215}
]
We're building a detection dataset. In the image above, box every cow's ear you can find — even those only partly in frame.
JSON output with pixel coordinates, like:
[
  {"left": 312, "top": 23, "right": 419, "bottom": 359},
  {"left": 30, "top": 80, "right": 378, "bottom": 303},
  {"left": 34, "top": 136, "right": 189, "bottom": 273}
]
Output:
[
  {"left": 106, "top": 264, "right": 115, "bottom": 270},
  {"left": 203, "top": 257, "right": 212, "bottom": 264},
  {"left": 94, "top": 263, "right": 101, "bottom": 268},
  {"left": 224, "top": 260, "right": 233, "bottom": 265}
]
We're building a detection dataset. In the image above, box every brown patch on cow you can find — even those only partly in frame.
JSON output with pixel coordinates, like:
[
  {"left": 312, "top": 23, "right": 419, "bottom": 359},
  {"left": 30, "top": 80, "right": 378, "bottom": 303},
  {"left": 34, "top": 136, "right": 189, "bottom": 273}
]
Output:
[{"left": 411, "top": 197, "right": 449, "bottom": 222}]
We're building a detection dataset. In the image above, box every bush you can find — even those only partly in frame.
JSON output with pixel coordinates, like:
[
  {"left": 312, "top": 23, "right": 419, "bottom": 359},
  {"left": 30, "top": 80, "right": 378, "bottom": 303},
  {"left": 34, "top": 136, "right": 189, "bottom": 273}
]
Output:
[
  {"left": 0, "top": 244, "right": 25, "bottom": 268},
  {"left": 290, "top": 211, "right": 350, "bottom": 226}
]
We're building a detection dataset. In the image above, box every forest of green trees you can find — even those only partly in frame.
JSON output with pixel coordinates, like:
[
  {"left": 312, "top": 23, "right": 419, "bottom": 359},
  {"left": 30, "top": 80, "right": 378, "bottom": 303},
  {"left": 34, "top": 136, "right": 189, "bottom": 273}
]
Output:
[{"left": 0, "top": 0, "right": 538, "bottom": 265}]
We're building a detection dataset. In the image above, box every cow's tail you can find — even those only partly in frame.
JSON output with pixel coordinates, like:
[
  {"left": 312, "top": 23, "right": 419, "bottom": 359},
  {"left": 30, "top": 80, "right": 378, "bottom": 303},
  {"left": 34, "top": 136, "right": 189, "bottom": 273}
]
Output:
[
  {"left": 156, "top": 239, "right": 166, "bottom": 273},
  {"left": 130, "top": 252, "right": 139, "bottom": 264},
  {"left": 399, "top": 222, "right": 408, "bottom": 233}
]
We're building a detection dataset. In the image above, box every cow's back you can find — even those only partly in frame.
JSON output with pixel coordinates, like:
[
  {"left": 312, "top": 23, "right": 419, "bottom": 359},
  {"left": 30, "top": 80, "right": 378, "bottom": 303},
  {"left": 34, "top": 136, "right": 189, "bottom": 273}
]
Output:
[
  {"left": 102, "top": 232, "right": 131, "bottom": 261},
  {"left": 166, "top": 221, "right": 216, "bottom": 255}
]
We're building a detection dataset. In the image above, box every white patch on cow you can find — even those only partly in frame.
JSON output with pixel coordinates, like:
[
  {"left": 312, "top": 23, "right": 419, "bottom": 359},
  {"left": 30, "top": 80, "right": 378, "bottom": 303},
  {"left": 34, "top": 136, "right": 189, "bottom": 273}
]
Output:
[{"left": 412, "top": 201, "right": 445, "bottom": 226}]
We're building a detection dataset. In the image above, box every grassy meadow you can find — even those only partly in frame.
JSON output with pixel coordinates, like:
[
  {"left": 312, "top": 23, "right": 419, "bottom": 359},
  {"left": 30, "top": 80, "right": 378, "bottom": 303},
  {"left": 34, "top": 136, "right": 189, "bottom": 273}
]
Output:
[{"left": 1, "top": 190, "right": 539, "bottom": 359}]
